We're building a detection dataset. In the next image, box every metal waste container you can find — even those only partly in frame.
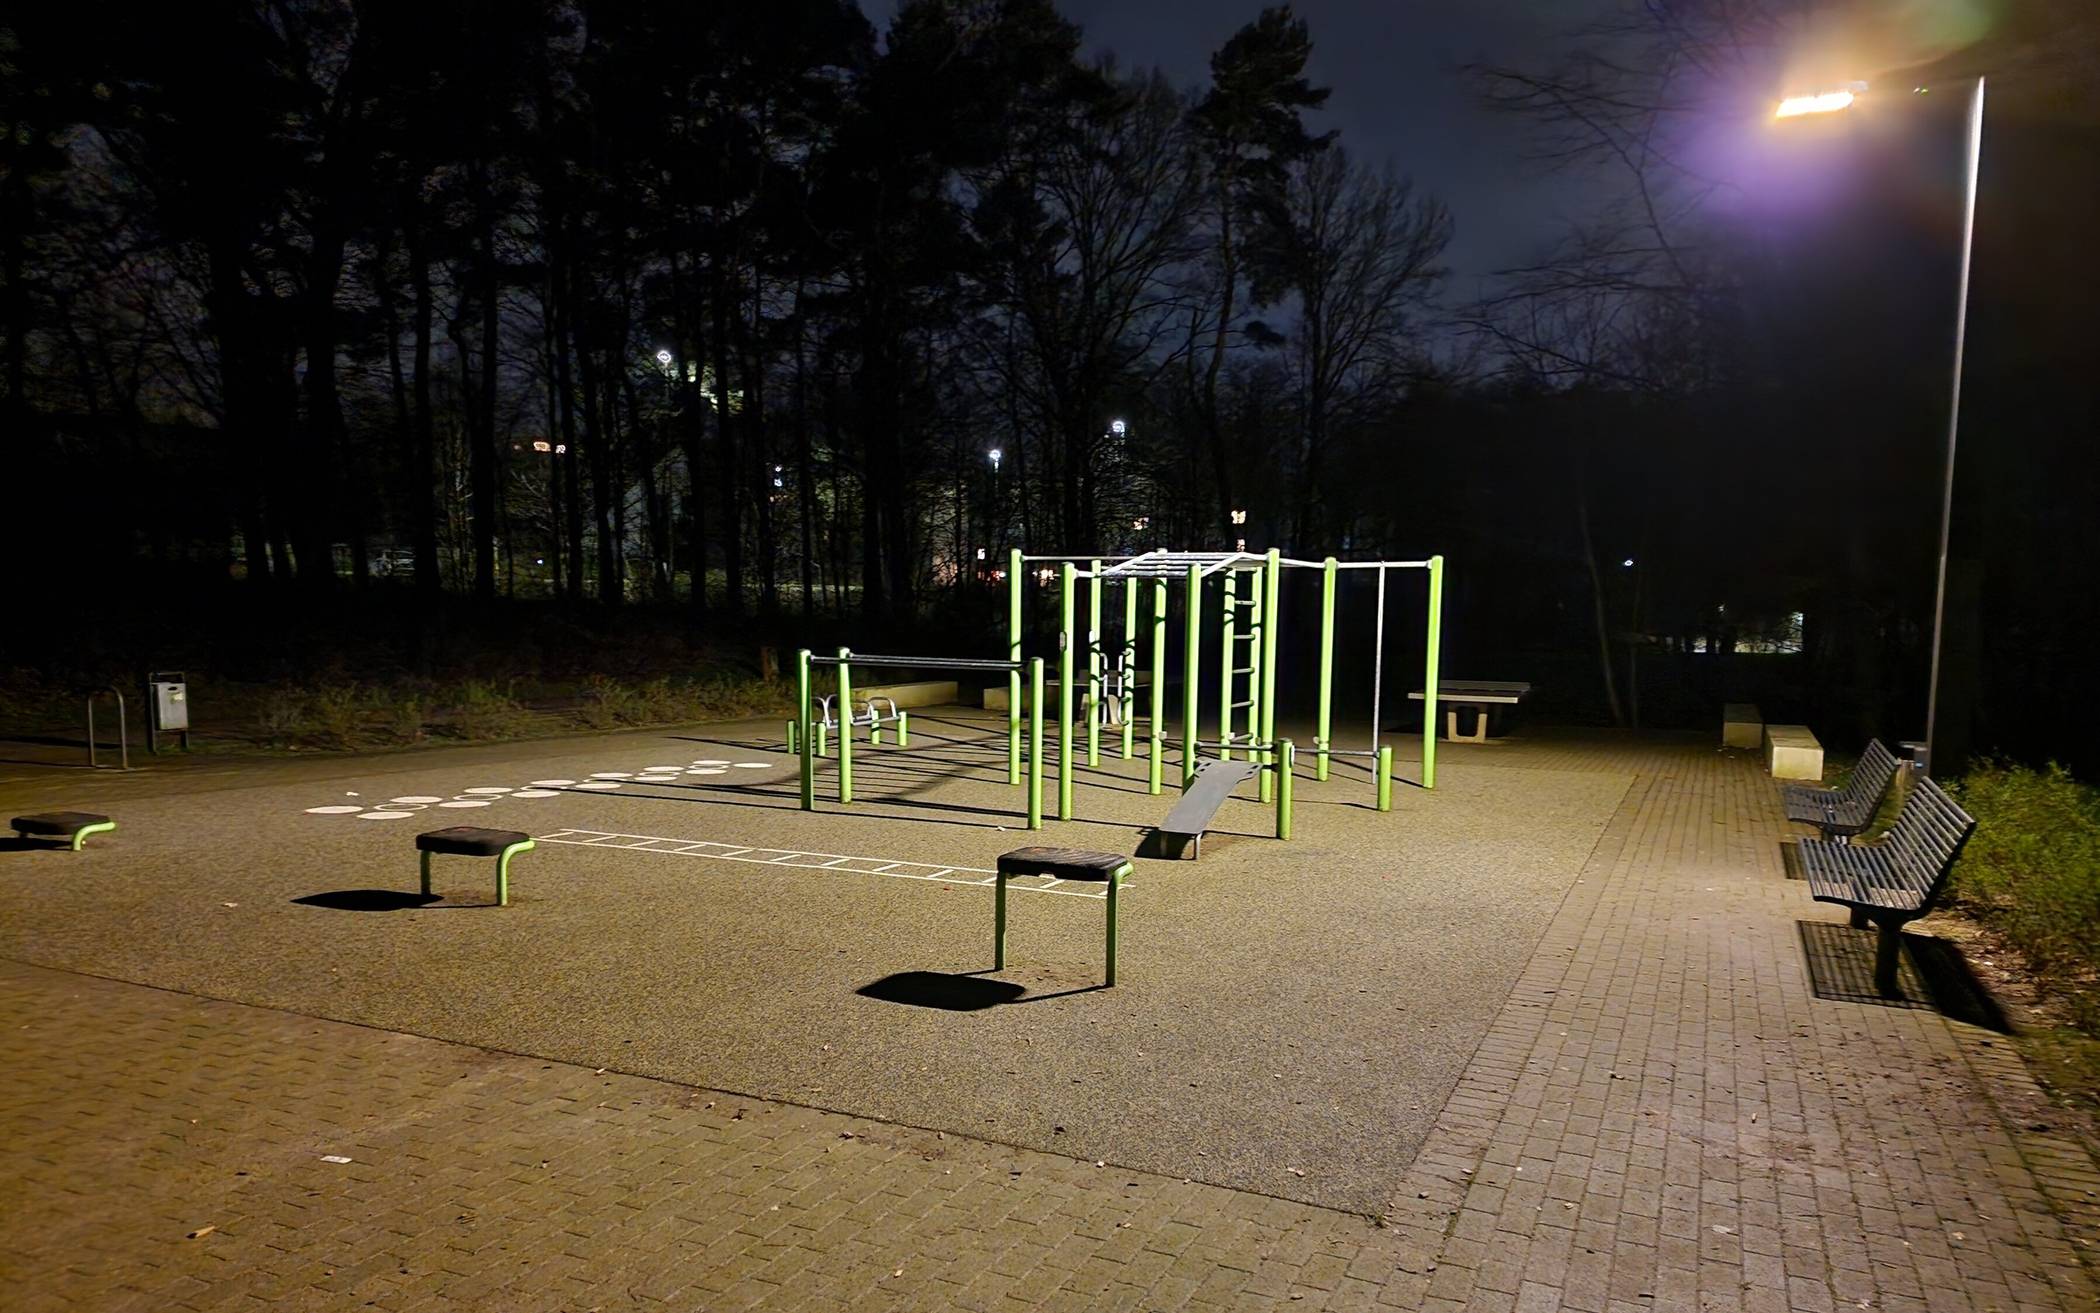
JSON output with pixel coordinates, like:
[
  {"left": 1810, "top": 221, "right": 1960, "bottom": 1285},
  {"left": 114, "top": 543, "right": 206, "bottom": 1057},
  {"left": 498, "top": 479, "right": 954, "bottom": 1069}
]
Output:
[{"left": 147, "top": 670, "right": 191, "bottom": 752}]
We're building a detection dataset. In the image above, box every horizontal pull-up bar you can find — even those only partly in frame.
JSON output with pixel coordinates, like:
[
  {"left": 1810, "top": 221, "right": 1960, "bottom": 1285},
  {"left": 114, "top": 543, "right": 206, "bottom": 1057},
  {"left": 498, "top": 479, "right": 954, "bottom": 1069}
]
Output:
[
  {"left": 1274, "top": 557, "right": 1433, "bottom": 570},
  {"left": 810, "top": 653, "right": 1023, "bottom": 673}
]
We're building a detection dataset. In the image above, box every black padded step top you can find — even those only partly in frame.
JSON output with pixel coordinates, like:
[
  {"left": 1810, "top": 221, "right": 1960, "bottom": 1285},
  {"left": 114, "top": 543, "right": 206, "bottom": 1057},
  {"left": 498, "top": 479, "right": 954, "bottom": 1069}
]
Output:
[
  {"left": 1159, "top": 759, "right": 1259, "bottom": 837},
  {"left": 12, "top": 811, "right": 111, "bottom": 834},
  {"left": 416, "top": 826, "right": 533, "bottom": 856},
  {"left": 996, "top": 846, "right": 1132, "bottom": 882}
]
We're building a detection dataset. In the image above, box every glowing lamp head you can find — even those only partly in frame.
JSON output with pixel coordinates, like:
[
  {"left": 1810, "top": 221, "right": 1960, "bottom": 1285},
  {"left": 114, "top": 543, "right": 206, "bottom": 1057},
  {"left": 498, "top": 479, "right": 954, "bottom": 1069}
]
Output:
[
  {"left": 655, "top": 349, "right": 673, "bottom": 366},
  {"left": 1775, "top": 82, "right": 1865, "bottom": 118},
  {"left": 1109, "top": 418, "right": 1127, "bottom": 436}
]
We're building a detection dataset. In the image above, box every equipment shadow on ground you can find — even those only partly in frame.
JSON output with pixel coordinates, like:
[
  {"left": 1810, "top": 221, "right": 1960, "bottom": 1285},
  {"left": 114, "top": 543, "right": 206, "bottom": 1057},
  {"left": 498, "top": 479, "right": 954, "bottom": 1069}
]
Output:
[
  {"left": 293, "top": 889, "right": 444, "bottom": 912},
  {"left": 1797, "top": 921, "right": 2013, "bottom": 1033},
  {"left": 856, "top": 971, "right": 1105, "bottom": 1010}
]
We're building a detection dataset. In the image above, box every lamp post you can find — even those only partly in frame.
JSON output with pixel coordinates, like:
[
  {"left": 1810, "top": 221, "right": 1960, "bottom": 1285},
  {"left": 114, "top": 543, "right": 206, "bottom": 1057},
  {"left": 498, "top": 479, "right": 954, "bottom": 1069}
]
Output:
[{"left": 1776, "top": 75, "right": 1985, "bottom": 773}]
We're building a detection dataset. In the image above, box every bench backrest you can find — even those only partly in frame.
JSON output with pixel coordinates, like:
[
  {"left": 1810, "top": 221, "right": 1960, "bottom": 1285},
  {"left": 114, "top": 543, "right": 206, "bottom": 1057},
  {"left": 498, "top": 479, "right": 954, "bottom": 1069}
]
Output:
[
  {"left": 1882, "top": 775, "right": 1977, "bottom": 910},
  {"left": 1839, "top": 739, "right": 1900, "bottom": 812}
]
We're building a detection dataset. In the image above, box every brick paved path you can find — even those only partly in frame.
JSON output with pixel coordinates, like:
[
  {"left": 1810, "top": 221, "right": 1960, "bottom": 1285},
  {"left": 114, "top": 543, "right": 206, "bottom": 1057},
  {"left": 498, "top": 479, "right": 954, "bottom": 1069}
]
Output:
[{"left": 4, "top": 739, "right": 2094, "bottom": 1311}]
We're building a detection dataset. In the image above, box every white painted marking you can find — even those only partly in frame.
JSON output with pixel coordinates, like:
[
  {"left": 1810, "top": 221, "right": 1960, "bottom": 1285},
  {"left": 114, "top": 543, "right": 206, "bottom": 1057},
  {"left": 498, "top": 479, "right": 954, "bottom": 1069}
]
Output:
[
  {"left": 305, "top": 805, "right": 364, "bottom": 815},
  {"left": 589, "top": 771, "right": 633, "bottom": 779},
  {"left": 357, "top": 811, "right": 416, "bottom": 821},
  {"left": 691, "top": 759, "right": 730, "bottom": 766},
  {"left": 513, "top": 789, "right": 560, "bottom": 798},
  {"left": 462, "top": 787, "right": 513, "bottom": 796},
  {"left": 529, "top": 779, "right": 576, "bottom": 787},
  {"left": 574, "top": 782, "right": 622, "bottom": 791},
  {"left": 438, "top": 800, "right": 493, "bottom": 809},
  {"left": 687, "top": 768, "right": 727, "bottom": 776},
  {"left": 390, "top": 796, "right": 444, "bottom": 805},
  {"left": 534, "top": 829, "right": 1116, "bottom": 899},
  {"left": 646, "top": 765, "right": 685, "bottom": 771},
  {"left": 730, "top": 762, "right": 771, "bottom": 770}
]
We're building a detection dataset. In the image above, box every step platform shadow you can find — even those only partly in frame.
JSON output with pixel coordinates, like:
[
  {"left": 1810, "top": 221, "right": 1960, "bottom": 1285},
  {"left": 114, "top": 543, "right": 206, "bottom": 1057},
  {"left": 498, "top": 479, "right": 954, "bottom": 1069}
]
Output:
[
  {"left": 1797, "top": 920, "right": 2012, "bottom": 1033},
  {"left": 293, "top": 889, "right": 443, "bottom": 912},
  {"left": 856, "top": 970, "right": 1104, "bottom": 1010}
]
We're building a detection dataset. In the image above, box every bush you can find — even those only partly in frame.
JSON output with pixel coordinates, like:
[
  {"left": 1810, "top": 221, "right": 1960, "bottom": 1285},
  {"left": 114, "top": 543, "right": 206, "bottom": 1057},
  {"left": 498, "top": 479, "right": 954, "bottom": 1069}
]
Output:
[
  {"left": 1947, "top": 761, "right": 2100, "bottom": 1033},
  {"left": 578, "top": 673, "right": 639, "bottom": 729},
  {"left": 256, "top": 687, "right": 309, "bottom": 746},
  {"left": 308, "top": 684, "right": 365, "bottom": 749},
  {"left": 447, "top": 680, "right": 536, "bottom": 740}
]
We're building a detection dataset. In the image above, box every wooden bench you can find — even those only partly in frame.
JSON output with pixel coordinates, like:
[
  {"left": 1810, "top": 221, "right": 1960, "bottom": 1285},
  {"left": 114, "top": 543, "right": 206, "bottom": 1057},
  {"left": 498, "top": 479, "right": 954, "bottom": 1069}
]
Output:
[
  {"left": 994, "top": 847, "right": 1131, "bottom": 986},
  {"left": 1783, "top": 739, "right": 1900, "bottom": 841},
  {"left": 11, "top": 811, "right": 116, "bottom": 851},
  {"left": 1799, "top": 775, "right": 1976, "bottom": 997},
  {"left": 417, "top": 827, "right": 536, "bottom": 907},
  {"left": 1408, "top": 680, "right": 1531, "bottom": 743},
  {"left": 1764, "top": 724, "right": 1823, "bottom": 780}
]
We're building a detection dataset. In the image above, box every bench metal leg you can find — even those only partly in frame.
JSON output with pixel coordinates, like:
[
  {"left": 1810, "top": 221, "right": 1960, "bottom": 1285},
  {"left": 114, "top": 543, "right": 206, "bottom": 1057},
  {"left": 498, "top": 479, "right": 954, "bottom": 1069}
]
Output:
[
  {"left": 1105, "top": 873, "right": 1119, "bottom": 987},
  {"left": 1873, "top": 922, "right": 1904, "bottom": 998},
  {"left": 70, "top": 821, "right": 116, "bottom": 851},
  {"left": 994, "top": 872, "right": 1009, "bottom": 971},
  {"left": 495, "top": 840, "right": 534, "bottom": 907},
  {"left": 1447, "top": 709, "right": 1489, "bottom": 743},
  {"left": 420, "top": 851, "right": 434, "bottom": 897}
]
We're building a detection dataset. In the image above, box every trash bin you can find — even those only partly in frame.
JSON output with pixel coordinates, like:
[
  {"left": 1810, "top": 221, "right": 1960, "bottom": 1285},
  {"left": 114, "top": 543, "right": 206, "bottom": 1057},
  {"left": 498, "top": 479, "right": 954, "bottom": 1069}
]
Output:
[{"left": 147, "top": 670, "right": 190, "bottom": 752}]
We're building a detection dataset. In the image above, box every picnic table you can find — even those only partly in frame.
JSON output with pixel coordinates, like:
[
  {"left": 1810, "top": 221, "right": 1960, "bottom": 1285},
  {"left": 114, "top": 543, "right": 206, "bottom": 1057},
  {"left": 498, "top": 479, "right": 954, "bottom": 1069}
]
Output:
[{"left": 1408, "top": 680, "right": 1532, "bottom": 743}]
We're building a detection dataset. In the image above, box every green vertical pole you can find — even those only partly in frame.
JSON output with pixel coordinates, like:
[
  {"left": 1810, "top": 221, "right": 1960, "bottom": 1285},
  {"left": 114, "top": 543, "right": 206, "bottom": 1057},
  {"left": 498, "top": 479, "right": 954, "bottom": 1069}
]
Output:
[
  {"left": 1121, "top": 578, "right": 1137, "bottom": 760},
  {"left": 1059, "top": 562, "right": 1076, "bottom": 821},
  {"left": 1276, "top": 739, "right": 1294, "bottom": 840},
  {"left": 994, "top": 873, "right": 1008, "bottom": 969},
  {"left": 797, "top": 650, "right": 814, "bottom": 810},
  {"left": 1316, "top": 557, "right": 1337, "bottom": 782},
  {"left": 1377, "top": 744, "right": 1393, "bottom": 811},
  {"left": 1104, "top": 873, "right": 1119, "bottom": 987},
  {"left": 1182, "top": 564, "right": 1202, "bottom": 788},
  {"left": 1087, "top": 560, "right": 1102, "bottom": 766},
  {"left": 1008, "top": 548, "right": 1023, "bottom": 785},
  {"left": 1149, "top": 580, "right": 1166, "bottom": 795},
  {"left": 1423, "top": 554, "right": 1445, "bottom": 791},
  {"left": 1218, "top": 572, "right": 1236, "bottom": 761},
  {"left": 836, "top": 648, "right": 854, "bottom": 804},
  {"left": 1259, "top": 549, "right": 1281, "bottom": 804},
  {"left": 1028, "top": 657, "right": 1045, "bottom": 829}
]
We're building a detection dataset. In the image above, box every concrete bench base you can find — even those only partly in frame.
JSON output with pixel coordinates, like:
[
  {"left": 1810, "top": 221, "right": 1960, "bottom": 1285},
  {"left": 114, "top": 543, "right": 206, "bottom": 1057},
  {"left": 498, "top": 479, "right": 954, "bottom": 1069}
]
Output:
[
  {"left": 857, "top": 680, "right": 958, "bottom": 709},
  {"left": 1723, "top": 703, "right": 1763, "bottom": 750},
  {"left": 1765, "top": 724, "right": 1824, "bottom": 781}
]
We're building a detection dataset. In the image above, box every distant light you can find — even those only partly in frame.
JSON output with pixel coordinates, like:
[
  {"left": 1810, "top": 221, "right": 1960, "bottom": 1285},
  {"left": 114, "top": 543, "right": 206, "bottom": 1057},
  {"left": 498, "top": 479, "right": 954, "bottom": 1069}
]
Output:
[
  {"left": 988, "top": 448, "right": 1003, "bottom": 472},
  {"left": 1109, "top": 418, "right": 1127, "bottom": 437},
  {"left": 1132, "top": 516, "right": 1149, "bottom": 531},
  {"left": 1036, "top": 566, "right": 1054, "bottom": 583},
  {"left": 532, "top": 440, "right": 552, "bottom": 453},
  {"left": 1230, "top": 508, "right": 1247, "bottom": 525},
  {"left": 1775, "top": 85, "right": 1862, "bottom": 118},
  {"left": 992, "top": 569, "right": 1006, "bottom": 582},
  {"left": 1622, "top": 558, "right": 1635, "bottom": 568},
  {"left": 554, "top": 444, "right": 567, "bottom": 455},
  {"left": 1235, "top": 537, "right": 1247, "bottom": 552},
  {"left": 655, "top": 349, "right": 673, "bottom": 366},
  {"left": 975, "top": 547, "right": 987, "bottom": 560},
  {"left": 536, "top": 558, "right": 544, "bottom": 566}
]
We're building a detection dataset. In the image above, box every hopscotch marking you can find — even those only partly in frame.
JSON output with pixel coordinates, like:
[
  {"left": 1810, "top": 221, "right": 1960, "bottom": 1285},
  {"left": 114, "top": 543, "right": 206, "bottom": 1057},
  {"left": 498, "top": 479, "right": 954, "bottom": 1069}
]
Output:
[{"left": 536, "top": 829, "right": 1123, "bottom": 899}]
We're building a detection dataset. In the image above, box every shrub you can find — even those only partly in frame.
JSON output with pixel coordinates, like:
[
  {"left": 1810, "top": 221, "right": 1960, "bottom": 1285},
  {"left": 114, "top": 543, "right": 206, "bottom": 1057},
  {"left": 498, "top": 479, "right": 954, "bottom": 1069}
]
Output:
[
  {"left": 308, "top": 684, "right": 365, "bottom": 750},
  {"left": 1947, "top": 761, "right": 2100, "bottom": 1033},
  {"left": 448, "top": 680, "right": 535, "bottom": 740},
  {"left": 578, "top": 673, "right": 638, "bottom": 729},
  {"left": 384, "top": 692, "right": 426, "bottom": 745},
  {"left": 256, "top": 687, "right": 309, "bottom": 746}
]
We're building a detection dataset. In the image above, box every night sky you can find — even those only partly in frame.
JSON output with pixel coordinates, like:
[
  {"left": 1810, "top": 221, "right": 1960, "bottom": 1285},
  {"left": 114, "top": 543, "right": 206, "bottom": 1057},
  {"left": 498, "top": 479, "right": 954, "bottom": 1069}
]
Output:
[{"left": 858, "top": 0, "right": 1617, "bottom": 291}]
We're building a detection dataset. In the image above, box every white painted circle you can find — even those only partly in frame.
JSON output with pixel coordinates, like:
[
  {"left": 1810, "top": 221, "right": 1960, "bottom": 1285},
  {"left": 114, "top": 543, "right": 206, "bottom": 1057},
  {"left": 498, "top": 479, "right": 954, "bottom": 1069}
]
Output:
[
  {"left": 513, "top": 789, "right": 560, "bottom": 798},
  {"left": 589, "top": 771, "right": 633, "bottom": 780},
  {"left": 438, "top": 800, "right": 493, "bottom": 809},
  {"left": 691, "top": 759, "right": 730, "bottom": 766},
  {"left": 646, "top": 765, "right": 685, "bottom": 771},
  {"left": 528, "top": 779, "right": 576, "bottom": 787},
  {"left": 462, "top": 787, "right": 513, "bottom": 796},
  {"left": 390, "top": 796, "right": 444, "bottom": 805},
  {"left": 305, "top": 805, "right": 363, "bottom": 815},
  {"left": 357, "top": 810, "right": 416, "bottom": 820},
  {"left": 730, "top": 762, "right": 770, "bottom": 769},
  {"left": 575, "top": 781, "right": 622, "bottom": 791}
]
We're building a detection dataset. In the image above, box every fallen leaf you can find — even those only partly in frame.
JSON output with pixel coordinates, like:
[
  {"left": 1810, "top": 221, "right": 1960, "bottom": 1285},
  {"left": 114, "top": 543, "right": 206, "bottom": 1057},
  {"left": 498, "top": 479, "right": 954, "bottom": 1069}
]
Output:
[
  {"left": 185, "top": 1226, "right": 216, "bottom": 1240},
  {"left": 320, "top": 1155, "right": 353, "bottom": 1164}
]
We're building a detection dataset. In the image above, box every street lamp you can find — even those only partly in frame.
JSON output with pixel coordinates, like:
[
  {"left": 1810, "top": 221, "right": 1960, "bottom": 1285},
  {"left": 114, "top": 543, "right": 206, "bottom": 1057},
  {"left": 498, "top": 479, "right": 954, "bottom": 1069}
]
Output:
[
  {"left": 1775, "top": 74, "right": 1985, "bottom": 773},
  {"left": 988, "top": 448, "right": 1003, "bottom": 474},
  {"left": 1109, "top": 418, "right": 1127, "bottom": 437}
]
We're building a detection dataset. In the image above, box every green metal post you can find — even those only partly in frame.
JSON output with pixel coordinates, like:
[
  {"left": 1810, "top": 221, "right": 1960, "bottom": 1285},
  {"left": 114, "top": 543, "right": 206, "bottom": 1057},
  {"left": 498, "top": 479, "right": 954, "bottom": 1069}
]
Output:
[
  {"left": 1423, "top": 554, "right": 1445, "bottom": 791},
  {"left": 1276, "top": 739, "right": 1294, "bottom": 840},
  {"left": 784, "top": 719, "right": 797, "bottom": 754},
  {"left": 836, "top": 648, "right": 854, "bottom": 804},
  {"left": 1259, "top": 549, "right": 1281, "bottom": 804},
  {"left": 1317, "top": 557, "right": 1337, "bottom": 782},
  {"left": 1087, "top": 559, "right": 1102, "bottom": 766},
  {"left": 994, "top": 872, "right": 1008, "bottom": 969},
  {"left": 496, "top": 838, "right": 533, "bottom": 907},
  {"left": 815, "top": 722, "right": 827, "bottom": 758},
  {"left": 1149, "top": 580, "right": 1166, "bottom": 795},
  {"left": 1008, "top": 547, "right": 1023, "bottom": 785},
  {"left": 797, "top": 650, "right": 814, "bottom": 810},
  {"left": 1182, "top": 564, "right": 1202, "bottom": 788},
  {"left": 1059, "top": 563, "right": 1076, "bottom": 821},
  {"left": 1121, "top": 577, "right": 1137, "bottom": 760},
  {"left": 896, "top": 711, "right": 910, "bottom": 747},
  {"left": 1377, "top": 744, "right": 1393, "bottom": 811},
  {"left": 1218, "top": 572, "right": 1236, "bottom": 760},
  {"left": 1028, "top": 657, "right": 1045, "bottom": 829}
]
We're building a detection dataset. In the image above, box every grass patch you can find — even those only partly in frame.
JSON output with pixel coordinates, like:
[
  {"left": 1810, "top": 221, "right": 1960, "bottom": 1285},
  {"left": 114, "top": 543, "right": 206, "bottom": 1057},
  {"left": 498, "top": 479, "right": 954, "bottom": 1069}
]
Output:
[{"left": 1946, "top": 761, "right": 2100, "bottom": 1035}]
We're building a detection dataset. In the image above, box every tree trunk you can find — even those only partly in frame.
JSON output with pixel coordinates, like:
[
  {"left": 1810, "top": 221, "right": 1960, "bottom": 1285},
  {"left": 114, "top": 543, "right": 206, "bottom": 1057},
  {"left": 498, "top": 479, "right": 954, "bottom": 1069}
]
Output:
[
  {"left": 408, "top": 222, "right": 441, "bottom": 599},
  {"left": 1572, "top": 441, "right": 1626, "bottom": 726},
  {"left": 711, "top": 270, "right": 743, "bottom": 617},
  {"left": 470, "top": 172, "right": 500, "bottom": 601}
]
